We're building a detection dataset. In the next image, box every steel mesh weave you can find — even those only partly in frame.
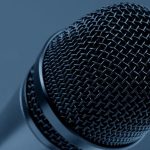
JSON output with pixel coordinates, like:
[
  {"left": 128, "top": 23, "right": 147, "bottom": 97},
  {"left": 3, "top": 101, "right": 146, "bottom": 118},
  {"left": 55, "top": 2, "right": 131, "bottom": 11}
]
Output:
[
  {"left": 26, "top": 67, "right": 80, "bottom": 150},
  {"left": 42, "top": 3, "right": 150, "bottom": 147}
]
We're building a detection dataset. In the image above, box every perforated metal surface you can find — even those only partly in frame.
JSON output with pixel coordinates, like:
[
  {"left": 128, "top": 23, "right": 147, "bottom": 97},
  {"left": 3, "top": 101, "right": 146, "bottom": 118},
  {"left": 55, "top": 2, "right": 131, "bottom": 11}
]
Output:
[
  {"left": 42, "top": 3, "right": 150, "bottom": 147},
  {"left": 26, "top": 67, "right": 80, "bottom": 150}
]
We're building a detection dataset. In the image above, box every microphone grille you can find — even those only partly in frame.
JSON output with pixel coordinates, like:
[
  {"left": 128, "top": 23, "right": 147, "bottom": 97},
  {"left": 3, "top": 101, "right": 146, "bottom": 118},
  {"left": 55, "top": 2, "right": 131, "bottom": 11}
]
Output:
[
  {"left": 43, "top": 3, "right": 150, "bottom": 147},
  {"left": 26, "top": 68, "right": 80, "bottom": 150}
]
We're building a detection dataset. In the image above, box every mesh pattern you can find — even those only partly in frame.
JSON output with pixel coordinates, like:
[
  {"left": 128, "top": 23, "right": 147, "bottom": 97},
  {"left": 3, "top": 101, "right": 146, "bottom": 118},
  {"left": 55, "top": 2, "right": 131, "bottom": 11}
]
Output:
[
  {"left": 26, "top": 67, "right": 80, "bottom": 150},
  {"left": 42, "top": 3, "right": 150, "bottom": 147}
]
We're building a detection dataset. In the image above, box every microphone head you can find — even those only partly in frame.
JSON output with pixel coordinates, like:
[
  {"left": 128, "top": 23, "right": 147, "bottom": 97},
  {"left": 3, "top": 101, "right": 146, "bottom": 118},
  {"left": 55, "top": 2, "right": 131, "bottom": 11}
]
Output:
[{"left": 26, "top": 3, "right": 150, "bottom": 149}]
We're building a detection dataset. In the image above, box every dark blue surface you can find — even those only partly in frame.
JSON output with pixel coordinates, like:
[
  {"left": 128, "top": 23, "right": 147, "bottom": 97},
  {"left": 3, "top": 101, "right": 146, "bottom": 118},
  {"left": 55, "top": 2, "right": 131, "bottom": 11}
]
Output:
[{"left": 0, "top": 0, "right": 150, "bottom": 149}]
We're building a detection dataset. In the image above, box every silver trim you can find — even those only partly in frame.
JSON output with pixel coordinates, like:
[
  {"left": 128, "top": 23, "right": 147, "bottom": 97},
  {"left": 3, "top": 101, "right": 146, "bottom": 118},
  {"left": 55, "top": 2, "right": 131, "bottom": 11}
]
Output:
[{"left": 20, "top": 70, "right": 59, "bottom": 150}]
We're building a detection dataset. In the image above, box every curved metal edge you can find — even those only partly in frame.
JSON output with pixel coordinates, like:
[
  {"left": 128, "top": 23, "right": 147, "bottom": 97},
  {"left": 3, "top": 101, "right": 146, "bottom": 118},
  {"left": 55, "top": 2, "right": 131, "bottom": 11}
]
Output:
[
  {"left": 20, "top": 70, "right": 59, "bottom": 150},
  {"left": 36, "top": 31, "right": 143, "bottom": 150}
]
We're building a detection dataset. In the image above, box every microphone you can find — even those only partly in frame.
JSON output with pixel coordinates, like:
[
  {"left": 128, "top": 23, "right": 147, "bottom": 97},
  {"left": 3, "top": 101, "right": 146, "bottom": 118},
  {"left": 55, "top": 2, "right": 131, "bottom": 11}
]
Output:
[{"left": 1, "top": 3, "right": 150, "bottom": 150}]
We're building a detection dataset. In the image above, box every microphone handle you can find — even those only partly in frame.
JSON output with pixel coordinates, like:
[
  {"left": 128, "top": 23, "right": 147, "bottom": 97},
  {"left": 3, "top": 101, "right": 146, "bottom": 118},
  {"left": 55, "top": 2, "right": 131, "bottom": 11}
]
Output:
[{"left": 0, "top": 88, "right": 50, "bottom": 150}]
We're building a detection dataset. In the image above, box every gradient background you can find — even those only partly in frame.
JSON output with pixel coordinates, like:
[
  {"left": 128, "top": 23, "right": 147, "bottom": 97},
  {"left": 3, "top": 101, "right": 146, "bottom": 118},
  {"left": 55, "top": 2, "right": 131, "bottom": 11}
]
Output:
[{"left": 0, "top": 0, "right": 150, "bottom": 149}]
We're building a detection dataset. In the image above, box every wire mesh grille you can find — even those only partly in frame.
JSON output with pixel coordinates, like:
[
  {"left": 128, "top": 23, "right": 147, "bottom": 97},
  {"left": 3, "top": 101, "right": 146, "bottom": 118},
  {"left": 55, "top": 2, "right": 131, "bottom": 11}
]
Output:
[
  {"left": 26, "top": 67, "right": 80, "bottom": 150},
  {"left": 42, "top": 3, "right": 150, "bottom": 147}
]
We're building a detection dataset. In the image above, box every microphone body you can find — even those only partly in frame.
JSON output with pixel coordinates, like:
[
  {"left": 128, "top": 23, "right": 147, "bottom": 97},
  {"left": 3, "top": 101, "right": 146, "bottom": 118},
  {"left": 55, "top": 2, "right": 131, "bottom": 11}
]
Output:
[
  {"left": 0, "top": 33, "right": 108, "bottom": 150},
  {"left": 0, "top": 34, "right": 67, "bottom": 150},
  {"left": 0, "top": 90, "right": 49, "bottom": 150},
  {"left": 1, "top": 3, "right": 150, "bottom": 150}
]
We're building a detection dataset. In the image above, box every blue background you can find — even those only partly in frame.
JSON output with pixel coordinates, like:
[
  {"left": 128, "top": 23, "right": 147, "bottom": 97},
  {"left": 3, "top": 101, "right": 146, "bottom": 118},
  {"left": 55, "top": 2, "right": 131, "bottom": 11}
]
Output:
[{"left": 0, "top": 0, "right": 150, "bottom": 149}]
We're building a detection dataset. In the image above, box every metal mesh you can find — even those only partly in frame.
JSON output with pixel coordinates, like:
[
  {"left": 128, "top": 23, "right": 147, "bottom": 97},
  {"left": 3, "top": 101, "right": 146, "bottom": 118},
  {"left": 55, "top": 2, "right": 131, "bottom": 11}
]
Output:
[
  {"left": 42, "top": 3, "right": 150, "bottom": 147},
  {"left": 26, "top": 67, "right": 80, "bottom": 150}
]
